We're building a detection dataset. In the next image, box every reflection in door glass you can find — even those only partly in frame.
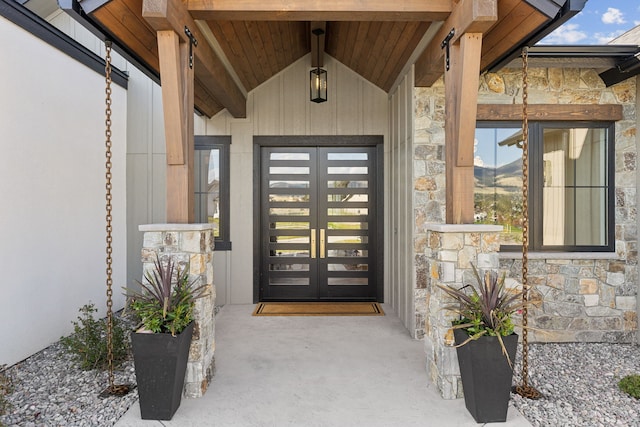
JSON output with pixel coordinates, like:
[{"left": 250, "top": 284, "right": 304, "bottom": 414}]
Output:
[
  {"left": 328, "top": 278, "right": 368, "bottom": 286},
  {"left": 270, "top": 263, "right": 310, "bottom": 271},
  {"left": 271, "top": 222, "right": 310, "bottom": 229},
  {"left": 329, "top": 263, "right": 368, "bottom": 271},
  {"left": 269, "top": 180, "right": 310, "bottom": 188},
  {"left": 269, "top": 277, "right": 310, "bottom": 286},
  {"left": 328, "top": 208, "right": 368, "bottom": 216},
  {"left": 269, "top": 166, "right": 309, "bottom": 174},
  {"left": 327, "top": 221, "right": 368, "bottom": 230},
  {"left": 328, "top": 249, "right": 368, "bottom": 257},
  {"left": 328, "top": 180, "right": 368, "bottom": 188},
  {"left": 328, "top": 166, "right": 368, "bottom": 174},
  {"left": 271, "top": 249, "right": 310, "bottom": 257},
  {"left": 327, "top": 235, "right": 368, "bottom": 244},
  {"left": 269, "top": 208, "right": 310, "bottom": 216},
  {"left": 327, "top": 153, "right": 368, "bottom": 160},
  {"left": 270, "top": 194, "right": 310, "bottom": 202},
  {"left": 328, "top": 194, "right": 368, "bottom": 202},
  {"left": 270, "top": 153, "right": 310, "bottom": 161}
]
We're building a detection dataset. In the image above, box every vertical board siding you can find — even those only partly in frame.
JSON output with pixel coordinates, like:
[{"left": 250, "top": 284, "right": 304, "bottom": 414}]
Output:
[{"left": 203, "top": 53, "right": 388, "bottom": 305}]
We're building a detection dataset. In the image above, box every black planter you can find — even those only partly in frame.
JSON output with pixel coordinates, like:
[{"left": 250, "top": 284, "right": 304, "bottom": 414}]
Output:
[
  {"left": 454, "top": 328, "right": 518, "bottom": 423},
  {"left": 131, "top": 322, "right": 194, "bottom": 420}
]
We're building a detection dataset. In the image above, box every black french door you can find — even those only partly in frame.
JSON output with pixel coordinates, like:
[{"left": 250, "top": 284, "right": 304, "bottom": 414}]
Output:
[{"left": 259, "top": 145, "right": 380, "bottom": 301}]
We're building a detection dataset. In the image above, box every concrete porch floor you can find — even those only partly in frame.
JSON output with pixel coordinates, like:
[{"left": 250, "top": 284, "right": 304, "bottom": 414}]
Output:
[{"left": 115, "top": 304, "right": 532, "bottom": 427}]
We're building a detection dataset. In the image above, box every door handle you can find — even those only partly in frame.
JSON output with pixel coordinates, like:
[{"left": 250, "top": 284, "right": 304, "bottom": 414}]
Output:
[
  {"left": 310, "top": 229, "right": 316, "bottom": 259},
  {"left": 320, "top": 229, "right": 326, "bottom": 259}
]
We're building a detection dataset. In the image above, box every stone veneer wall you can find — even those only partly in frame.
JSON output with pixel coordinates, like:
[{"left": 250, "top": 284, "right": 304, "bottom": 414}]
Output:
[
  {"left": 139, "top": 224, "right": 216, "bottom": 398},
  {"left": 414, "top": 70, "right": 638, "bottom": 343},
  {"left": 424, "top": 224, "right": 504, "bottom": 399}
]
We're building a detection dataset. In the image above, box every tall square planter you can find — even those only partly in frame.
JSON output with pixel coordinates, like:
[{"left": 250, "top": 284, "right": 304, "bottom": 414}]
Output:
[
  {"left": 131, "top": 322, "right": 195, "bottom": 420},
  {"left": 454, "top": 329, "right": 518, "bottom": 423}
]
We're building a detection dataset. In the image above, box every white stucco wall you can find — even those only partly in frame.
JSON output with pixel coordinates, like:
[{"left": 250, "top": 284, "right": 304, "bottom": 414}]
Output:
[{"left": 0, "top": 15, "right": 127, "bottom": 365}]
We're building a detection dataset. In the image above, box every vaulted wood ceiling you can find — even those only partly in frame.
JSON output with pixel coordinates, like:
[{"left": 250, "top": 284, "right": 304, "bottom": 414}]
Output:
[{"left": 79, "top": 0, "right": 575, "bottom": 118}]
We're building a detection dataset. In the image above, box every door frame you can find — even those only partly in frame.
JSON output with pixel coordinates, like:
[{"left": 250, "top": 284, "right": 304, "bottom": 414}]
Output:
[{"left": 253, "top": 136, "right": 384, "bottom": 303}]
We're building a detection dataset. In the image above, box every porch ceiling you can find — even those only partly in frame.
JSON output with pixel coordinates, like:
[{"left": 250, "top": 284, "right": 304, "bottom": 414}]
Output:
[{"left": 72, "top": 0, "right": 575, "bottom": 118}]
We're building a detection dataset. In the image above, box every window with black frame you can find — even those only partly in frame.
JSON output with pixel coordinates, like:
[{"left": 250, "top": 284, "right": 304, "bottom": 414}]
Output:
[
  {"left": 474, "top": 122, "right": 614, "bottom": 252},
  {"left": 194, "top": 136, "right": 231, "bottom": 250}
]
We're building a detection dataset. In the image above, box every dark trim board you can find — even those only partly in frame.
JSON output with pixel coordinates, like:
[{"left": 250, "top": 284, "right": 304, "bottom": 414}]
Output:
[{"left": 0, "top": 0, "right": 128, "bottom": 88}]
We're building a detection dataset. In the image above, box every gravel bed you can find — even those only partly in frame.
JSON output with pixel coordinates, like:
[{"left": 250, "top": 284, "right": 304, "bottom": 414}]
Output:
[
  {"left": 2, "top": 327, "right": 639, "bottom": 426},
  {"left": 512, "top": 342, "right": 640, "bottom": 427}
]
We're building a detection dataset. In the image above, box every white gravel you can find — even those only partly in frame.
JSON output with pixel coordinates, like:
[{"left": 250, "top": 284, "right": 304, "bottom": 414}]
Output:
[
  {"left": 2, "top": 331, "right": 639, "bottom": 426},
  {"left": 512, "top": 342, "right": 640, "bottom": 427}
]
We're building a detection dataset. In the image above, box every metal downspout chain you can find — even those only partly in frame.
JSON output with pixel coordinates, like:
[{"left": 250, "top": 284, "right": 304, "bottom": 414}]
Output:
[
  {"left": 101, "top": 41, "right": 130, "bottom": 397},
  {"left": 514, "top": 46, "right": 541, "bottom": 400}
]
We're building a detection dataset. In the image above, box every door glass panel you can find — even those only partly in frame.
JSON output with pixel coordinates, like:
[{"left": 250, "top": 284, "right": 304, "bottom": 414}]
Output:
[
  {"left": 269, "top": 166, "right": 310, "bottom": 174},
  {"left": 328, "top": 278, "right": 368, "bottom": 286},
  {"left": 328, "top": 180, "right": 368, "bottom": 188},
  {"left": 327, "top": 221, "right": 368, "bottom": 230},
  {"left": 272, "top": 235, "right": 310, "bottom": 244},
  {"left": 270, "top": 194, "right": 310, "bottom": 202},
  {"left": 328, "top": 208, "right": 368, "bottom": 216},
  {"left": 271, "top": 249, "right": 310, "bottom": 257},
  {"left": 328, "top": 235, "right": 368, "bottom": 244},
  {"left": 328, "top": 194, "right": 368, "bottom": 202},
  {"left": 270, "top": 153, "right": 310, "bottom": 161},
  {"left": 269, "top": 208, "right": 310, "bottom": 216},
  {"left": 328, "top": 166, "right": 368, "bottom": 174},
  {"left": 271, "top": 222, "right": 309, "bottom": 230},
  {"left": 327, "top": 153, "right": 368, "bottom": 160},
  {"left": 327, "top": 249, "right": 368, "bottom": 257},
  {"left": 269, "top": 180, "right": 309, "bottom": 188},
  {"left": 270, "top": 263, "right": 310, "bottom": 271},
  {"left": 270, "top": 277, "right": 310, "bottom": 286},
  {"left": 328, "top": 263, "right": 368, "bottom": 271}
]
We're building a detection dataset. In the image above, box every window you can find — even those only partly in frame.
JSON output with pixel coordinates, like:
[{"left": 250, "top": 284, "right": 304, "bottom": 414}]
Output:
[
  {"left": 195, "top": 136, "right": 231, "bottom": 250},
  {"left": 474, "top": 122, "right": 614, "bottom": 252}
]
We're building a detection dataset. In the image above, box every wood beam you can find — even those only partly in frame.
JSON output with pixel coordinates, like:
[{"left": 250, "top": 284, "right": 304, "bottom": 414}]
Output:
[
  {"left": 445, "top": 33, "right": 484, "bottom": 224},
  {"left": 477, "top": 104, "right": 624, "bottom": 121},
  {"left": 158, "top": 30, "right": 195, "bottom": 223},
  {"left": 187, "top": 0, "right": 452, "bottom": 21},
  {"left": 414, "top": 0, "right": 497, "bottom": 87},
  {"left": 143, "top": 0, "right": 247, "bottom": 118}
]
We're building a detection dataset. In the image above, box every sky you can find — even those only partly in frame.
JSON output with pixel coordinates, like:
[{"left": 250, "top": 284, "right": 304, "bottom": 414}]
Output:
[{"left": 541, "top": 0, "right": 640, "bottom": 45}]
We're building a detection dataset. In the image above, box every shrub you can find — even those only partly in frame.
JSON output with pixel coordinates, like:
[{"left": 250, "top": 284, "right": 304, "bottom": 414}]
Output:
[
  {"left": 0, "top": 365, "right": 12, "bottom": 422},
  {"left": 60, "top": 303, "right": 129, "bottom": 370},
  {"left": 619, "top": 374, "right": 640, "bottom": 399}
]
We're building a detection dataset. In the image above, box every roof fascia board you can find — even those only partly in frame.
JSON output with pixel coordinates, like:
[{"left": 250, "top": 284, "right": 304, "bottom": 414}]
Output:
[
  {"left": 0, "top": 0, "right": 128, "bottom": 88},
  {"left": 59, "top": 0, "right": 161, "bottom": 86},
  {"left": 486, "top": 0, "right": 586, "bottom": 72}
]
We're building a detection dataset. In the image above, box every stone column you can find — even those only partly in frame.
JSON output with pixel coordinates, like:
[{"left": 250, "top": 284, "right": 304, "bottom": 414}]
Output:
[
  {"left": 139, "top": 224, "right": 216, "bottom": 398},
  {"left": 424, "top": 224, "right": 502, "bottom": 399}
]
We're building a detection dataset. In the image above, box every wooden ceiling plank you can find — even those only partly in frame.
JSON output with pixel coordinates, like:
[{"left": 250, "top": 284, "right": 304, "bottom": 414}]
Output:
[
  {"left": 207, "top": 21, "right": 254, "bottom": 90},
  {"left": 362, "top": 21, "right": 393, "bottom": 83},
  {"left": 414, "top": 0, "right": 498, "bottom": 87},
  {"left": 480, "top": 7, "right": 548, "bottom": 70},
  {"left": 92, "top": 0, "right": 159, "bottom": 69},
  {"left": 259, "top": 22, "right": 281, "bottom": 76},
  {"left": 268, "top": 22, "right": 288, "bottom": 71},
  {"left": 348, "top": 22, "right": 369, "bottom": 69},
  {"left": 187, "top": 0, "right": 452, "bottom": 21},
  {"left": 237, "top": 21, "right": 265, "bottom": 87},
  {"left": 142, "top": 0, "right": 247, "bottom": 117},
  {"left": 370, "top": 21, "right": 405, "bottom": 85},
  {"left": 194, "top": 77, "right": 223, "bottom": 116},
  {"left": 381, "top": 21, "right": 430, "bottom": 91}
]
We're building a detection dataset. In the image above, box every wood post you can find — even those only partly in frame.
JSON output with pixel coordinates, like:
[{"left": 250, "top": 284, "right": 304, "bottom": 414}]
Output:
[
  {"left": 444, "top": 33, "right": 482, "bottom": 224},
  {"left": 157, "top": 30, "right": 195, "bottom": 223}
]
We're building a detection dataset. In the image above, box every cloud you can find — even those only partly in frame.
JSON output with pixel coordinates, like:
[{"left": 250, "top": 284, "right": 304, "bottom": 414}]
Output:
[
  {"left": 601, "top": 8, "right": 625, "bottom": 25},
  {"left": 474, "top": 156, "right": 484, "bottom": 167},
  {"left": 635, "top": 20, "right": 640, "bottom": 26},
  {"left": 595, "top": 30, "right": 627, "bottom": 44},
  {"left": 539, "top": 23, "right": 587, "bottom": 44}
]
